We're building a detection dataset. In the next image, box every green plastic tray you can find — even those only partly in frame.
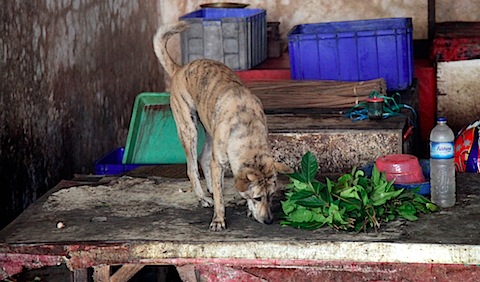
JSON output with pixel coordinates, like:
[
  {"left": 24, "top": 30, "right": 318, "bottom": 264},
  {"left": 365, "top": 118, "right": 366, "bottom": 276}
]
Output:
[{"left": 122, "top": 92, "right": 206, "bottom": 164}]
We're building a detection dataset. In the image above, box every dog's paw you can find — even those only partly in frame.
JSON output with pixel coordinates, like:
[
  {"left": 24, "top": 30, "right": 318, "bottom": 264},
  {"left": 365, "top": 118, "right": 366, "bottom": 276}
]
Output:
[
  {"left": 209, "top": 218, "right": 226, "bottom": 231},
  {"left": 200, "top": 197, "right": 214, "bottom": 208}
]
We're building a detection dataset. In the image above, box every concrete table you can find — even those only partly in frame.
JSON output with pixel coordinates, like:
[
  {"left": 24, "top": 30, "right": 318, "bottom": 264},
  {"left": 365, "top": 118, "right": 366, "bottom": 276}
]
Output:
[{"left": 0, "top": 171, "right": 479, "bottom": 281}]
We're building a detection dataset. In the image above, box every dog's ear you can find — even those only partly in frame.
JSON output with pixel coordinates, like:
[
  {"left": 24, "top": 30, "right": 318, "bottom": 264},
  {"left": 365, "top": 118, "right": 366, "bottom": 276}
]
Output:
[
  {"left": 274, "top": 162, "right": 294, "bottom": 174},
  {"left": 247, "top": 171, "right": 260, "bottom": 181},
  {"left": 235, "top": 168, "right": 258, "bottom": 192}
]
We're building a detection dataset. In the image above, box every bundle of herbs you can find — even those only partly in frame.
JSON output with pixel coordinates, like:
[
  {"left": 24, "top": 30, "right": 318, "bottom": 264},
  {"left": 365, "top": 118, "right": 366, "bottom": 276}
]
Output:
[{"left": 281, "top": 152, "right": 438, "bottom": 232}]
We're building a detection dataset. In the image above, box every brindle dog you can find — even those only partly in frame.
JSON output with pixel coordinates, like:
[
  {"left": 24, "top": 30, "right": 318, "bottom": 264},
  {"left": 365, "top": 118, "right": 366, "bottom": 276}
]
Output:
[{"left": 153, "top": 22, "right": 292, "bottom": 231}]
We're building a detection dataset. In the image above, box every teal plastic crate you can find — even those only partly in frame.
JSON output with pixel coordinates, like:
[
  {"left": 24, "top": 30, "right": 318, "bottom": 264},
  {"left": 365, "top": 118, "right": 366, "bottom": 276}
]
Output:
[{"left": 122, "top": 92, "right": 206, "bottom": 164}]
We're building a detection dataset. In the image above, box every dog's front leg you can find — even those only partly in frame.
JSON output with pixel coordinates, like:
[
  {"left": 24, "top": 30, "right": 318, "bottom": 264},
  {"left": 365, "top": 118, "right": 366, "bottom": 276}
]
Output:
[
  {"left": 171, "top": 94, "right": 213, "bottom": 208},
  {"left": 209, "top": 158, "right": 226, "bottom": 231}
]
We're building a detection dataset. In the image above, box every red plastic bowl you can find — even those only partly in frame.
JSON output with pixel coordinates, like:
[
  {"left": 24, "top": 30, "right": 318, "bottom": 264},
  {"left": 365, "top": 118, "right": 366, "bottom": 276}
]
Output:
[{"left": 375, "top": 154, "right": 426, "bottom": 184}]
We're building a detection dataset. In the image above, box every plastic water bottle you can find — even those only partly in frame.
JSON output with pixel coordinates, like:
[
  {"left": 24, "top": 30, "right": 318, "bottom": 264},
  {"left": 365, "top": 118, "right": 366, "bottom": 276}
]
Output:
[{"left": 429, "top": 117, "right": 456, "bottom": 208}]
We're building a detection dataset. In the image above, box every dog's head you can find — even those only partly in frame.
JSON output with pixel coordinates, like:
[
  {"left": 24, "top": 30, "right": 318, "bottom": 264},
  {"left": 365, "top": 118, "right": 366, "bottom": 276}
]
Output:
[{"left": 235, "top": 159, "right": 293, "bottom": 224}]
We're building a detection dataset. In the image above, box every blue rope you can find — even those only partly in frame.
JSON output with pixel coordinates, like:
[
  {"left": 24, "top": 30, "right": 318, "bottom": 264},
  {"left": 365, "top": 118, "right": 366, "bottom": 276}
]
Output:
[{"left": 344, "top": 91, "right": 417, "bottom": 126}]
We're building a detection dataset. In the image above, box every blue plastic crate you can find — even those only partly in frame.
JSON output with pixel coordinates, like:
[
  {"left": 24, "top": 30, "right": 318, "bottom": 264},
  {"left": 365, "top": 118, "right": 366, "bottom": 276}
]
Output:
[
  {"left": 95, "top": 147, "right": 144, "bottom": 175},
  {"left": 179, "top": 8, "right": 267, "bottom": 70},
  {"left": 288, "top": 18, "right": 413, "bottom": 91}
]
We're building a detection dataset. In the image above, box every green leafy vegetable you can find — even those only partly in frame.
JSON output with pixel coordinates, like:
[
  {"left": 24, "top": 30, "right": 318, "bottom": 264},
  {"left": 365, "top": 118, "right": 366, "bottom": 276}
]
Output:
[{"left": 281, "top": 151, "right": 438, "bottom": 233}]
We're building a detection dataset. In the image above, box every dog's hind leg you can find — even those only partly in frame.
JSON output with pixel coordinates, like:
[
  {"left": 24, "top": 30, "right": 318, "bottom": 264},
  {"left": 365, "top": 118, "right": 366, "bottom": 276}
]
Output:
[
  {"left": 209, "top": 154, "right": 226, "bottom": 231},
  {"left": 199, "top": 133, "right": 213, "bottom": 194},
  {"left": 171, "top": 93, "right": 213, "bottom": 208}
]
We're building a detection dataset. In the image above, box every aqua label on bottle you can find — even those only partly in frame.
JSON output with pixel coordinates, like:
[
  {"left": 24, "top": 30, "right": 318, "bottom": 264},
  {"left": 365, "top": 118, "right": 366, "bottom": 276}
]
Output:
[{"left": 430, "top": 141, "right": 454, "bottom": 159}]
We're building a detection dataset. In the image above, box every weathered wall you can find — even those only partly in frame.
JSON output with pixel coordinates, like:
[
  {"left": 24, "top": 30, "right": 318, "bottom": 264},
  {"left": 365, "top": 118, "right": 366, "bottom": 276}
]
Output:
[
  {"left": 159, "top": 0, "right": 480, "bottom": 66},
  {"left": 436, "top": 0, "right": 480, "bottom": 23},
  {"left": 160, "top": 0, "right": 480, "bottom": 38},
  {"left": 159, "top": 0, "right": 429, "bottom": 66},
  {"left": 2, "top": 0, "right": 480, "bottom": 230},
  {"left": 0, "top": 1, "right": 164, "bottom": 228},
  {"left": 437, "top": 60, "right": 480, "bottom": 134},
  {"left": 160, "top": 0, "right": 429, "bottom": 38}
]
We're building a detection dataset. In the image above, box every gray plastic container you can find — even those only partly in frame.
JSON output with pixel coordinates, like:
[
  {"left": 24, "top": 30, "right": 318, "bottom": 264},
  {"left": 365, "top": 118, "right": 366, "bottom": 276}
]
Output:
[{"left": 179, "top": 8, "right": 267, "bottom": 70}]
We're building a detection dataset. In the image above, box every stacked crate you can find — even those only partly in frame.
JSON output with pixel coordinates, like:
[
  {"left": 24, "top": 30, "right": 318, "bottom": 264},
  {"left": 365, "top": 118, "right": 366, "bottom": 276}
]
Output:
[
  {"left": 287, "top": 18, "right": 414, "bottom": 91},
  {"left": 179, "top": 8, "right": 267, "bottom": 70}
]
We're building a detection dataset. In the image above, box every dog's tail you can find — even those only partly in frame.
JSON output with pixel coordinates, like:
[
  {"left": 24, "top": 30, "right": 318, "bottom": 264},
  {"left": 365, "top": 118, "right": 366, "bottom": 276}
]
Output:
[{"left": 153, "top": 21, "right": 188, "bottom": 77}]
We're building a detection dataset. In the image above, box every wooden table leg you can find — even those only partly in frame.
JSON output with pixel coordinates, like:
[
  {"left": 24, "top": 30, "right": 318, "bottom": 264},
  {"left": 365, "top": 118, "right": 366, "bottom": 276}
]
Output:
[
  {"left": 176, "top": 264, "right": 198, "bottom": 282},
  {"left": 93, "top": 265, "right": 110, "bottom": 282},
  {"left": 110, "top": 264, "right": 144, "bottom": 282},
  {"left": 73, "top": 268, "right": 89, "bottom": 282},
  {"left": 92, "top": 264, "right": 144, "bottom": 282}
]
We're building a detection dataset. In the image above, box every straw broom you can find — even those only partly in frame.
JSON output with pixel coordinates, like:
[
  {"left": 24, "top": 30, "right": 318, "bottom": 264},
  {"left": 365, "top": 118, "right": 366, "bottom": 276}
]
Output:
[{"left": 246, "top": 78, "right": 387, "bottom": 110}]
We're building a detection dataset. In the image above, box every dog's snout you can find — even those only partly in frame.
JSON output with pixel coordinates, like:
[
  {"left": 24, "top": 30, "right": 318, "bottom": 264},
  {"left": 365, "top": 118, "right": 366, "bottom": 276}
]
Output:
[{"left": 263, "top": 217, "right": 273, "bottom": 224}]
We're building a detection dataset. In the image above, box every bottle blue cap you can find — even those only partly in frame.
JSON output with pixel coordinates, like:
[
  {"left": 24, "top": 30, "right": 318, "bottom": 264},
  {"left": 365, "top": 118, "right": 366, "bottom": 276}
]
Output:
[{"left": 437, "top": 117, "right": 447, "bottom": 122}]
